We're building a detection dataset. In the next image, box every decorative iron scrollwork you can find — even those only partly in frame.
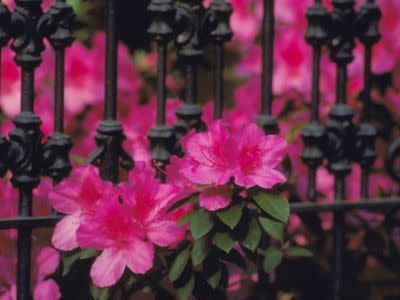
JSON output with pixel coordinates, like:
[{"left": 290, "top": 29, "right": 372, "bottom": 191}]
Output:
[
  {"left": 325, "top": 105, "right": 356, "bottom": 177},
  {"left": 87, "top": 120, "right": 134, "bottom": 182},
  {"left": 148, "top": 126, "right": 176, "bottom": 171},
  {"left": 40, "top": 0, "right": 75, "bottom": 49},
  {"left": 175, "top": 0, "right": 205, "bottom": 61},
  {"left": 10, "top": 0, "right": 45, "bottom": 69},
  {"left": 301, "top": 123, "right": 326, "bottom": 169},
  {"left": 304, "top": 0, "right": 330, "bottom": 47},
  {"left": 147, "top": 0, "right": 175, "bottom": 43},
  {"left": 301, "top": 0, "right": 383, "bottom": 180},
  {"left": 41, "top": 1, "right": 75, "bottom": 182},
  {"left": 8, "top": 112, "right": 43, "bottom": 189},
  {"left": 147, "top": 0, "right": 177, "bottom": 173},
  {"left": 356, "top": 0, "right": 381, "bottom": 46},
  {"left": 173, "top": 0, "right": 207, "bottom": 139},
  {"left": 204, "top": 0, "right": 233, "bottom": 44},
  {"left": 328, "top": 0, "right": 357, "bottom": 65},
  {"left": 0, "top": 0, "right": 77, "bottom": 186},
  {"left": 42, "top": 132, "right": 72, "bottom": 182}
]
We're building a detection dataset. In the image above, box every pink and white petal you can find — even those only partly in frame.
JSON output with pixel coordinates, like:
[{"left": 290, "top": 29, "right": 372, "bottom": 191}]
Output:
[
  {"left": 166, "top": 156, "right": 195, "bottom": 188},
  {"left": 234, "top": 171, "right": 256, "bottom": 188},
  {"left": 199, "top": 186, "right": 232, "bottom": 212},
  {"left": 90, "top": 248, "right": 126, "bottom": 287},
  {"left": 33, "top": 280, "right": 61, "bottom": 300},
  {"left": 76, "top": 219, "right": 112, "bottom": 250},
  {"left": 250, "top": 168, "right": 287, "bottom": 189},
  {"left": 151, "top": 184, "right": 182, "bottom": 217},
  {"left": 147, "top": 219, "right": 185, "bottom": 247},
  {"left": 181, "top": 163, "right": 226, "bottom": 185},
  {"left": 36, "top": 247, "right": 60, "bottom": 280},
  {"left": 48, "top": 188, "right": 80, "bottom": 215},
  {"left": 215, "top": 170, "right": 234, "bottom": 186},
  {"left": 261, "top": 135, "right": 288, "bottom": 168},
  {"left": 232, "top": 123, "right": 263, "bottom": 149},
  {"left": 52, "top": 215, "right": 80, "bottom": 251},
  {"left": 124, "top": 240, "right": 154, "bottom": 274}
]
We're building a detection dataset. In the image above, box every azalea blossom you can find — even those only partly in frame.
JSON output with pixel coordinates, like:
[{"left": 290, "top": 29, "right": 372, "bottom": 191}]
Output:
[
  {"left": 75, "top": 163, "right": 185, "bottom": 287},
  {"left": 169, "top": 121, "right": 287, "bottom": 211},
  {"left": 49, "top": 165, "right": 115, "bottom": 251}
]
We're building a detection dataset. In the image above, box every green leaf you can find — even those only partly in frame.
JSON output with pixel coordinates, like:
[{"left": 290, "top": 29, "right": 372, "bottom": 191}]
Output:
[
  {"left": 79, "top": 248, "right": 98, "bottom": 260},
  {"left": 263, "top": 247, "right": 283, "bottom": 272},
  {"left": 190, "top": 210, "right": 214, "bottom": 239},
  {"left": 169, "top": 249, "right": 191, "bottom": 282},
  {"left": 177, "top": 211, "right": 196, "bottom": 226},
  {"left": 217, "top": 204, "right": 244, "bottom": 230},
  {"left": 62, "top": 252, "right": 81, "bottom": 276},
  {"left": 254, "top": 192, "right": 290, "bottom": 223},
  {"left": 259, "top": 217, "right": 284, "bottom": 242},
  {"left": 89, "top": 284, "right": 111, "bottom": 300},
  {"left": 207, "top": 268, "right": 222, "bottom": 289},
  {"left": 286, "top": 247, "right": 313, "bottom": 258},
  {"left": 214, "top": 232, "right": 235, "bottom": 254},
  {"left": 176, "top": 274, "right": 195, "bottom": 300},
  {"left": 192, "top": 235, "right": 210, "bottom": 265},
  {"left": 241, "top": 218, "right": 261, "bottom": 251}
]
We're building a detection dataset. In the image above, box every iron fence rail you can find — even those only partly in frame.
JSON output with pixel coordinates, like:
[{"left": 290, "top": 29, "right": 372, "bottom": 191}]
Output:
[
  {"left": 2, "top": 197, "right": 400, "bottom": 230},
  {"left": 0, "top": 0, "right": 398, "bottom": 299}
]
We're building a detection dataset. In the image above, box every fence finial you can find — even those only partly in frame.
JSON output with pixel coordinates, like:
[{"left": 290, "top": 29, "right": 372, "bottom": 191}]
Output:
[
  {"left": 147, "top": 0, "right": 176, "bottom": 179},
  {"left": 206, "top": 0, "right": 232, "bottom": 120},
  {"left": 87, "top": 0, "right": 133, "bottom": 183},
  {"left": 173, "top": 0, "right": 207, "bottom": 141}
]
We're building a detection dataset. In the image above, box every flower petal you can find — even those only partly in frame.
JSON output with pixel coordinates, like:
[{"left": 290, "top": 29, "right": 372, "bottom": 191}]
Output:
[
  {"left": 35, "top": 247, "right": 60, "bottom": 280},
  {"left": 250, "top": 168, "right": 287, "bottom": 189},
  {"left": 76, "top": 217, "right": 113, "bottom": 250},
  {"left": 260, "top": 135, "right": 288, "bottom": 168},
  {"left": 33, "top": 280, "right": 61, "bottom": 300},
  {"left": 147, "top": 219, "right": 185, "bottom": 247},
  {"left": 52, "top": 215, "right": 80, "bottom": 251},
  {"left": 199, "top": 186, "right": 232, "bottom": 211},
  {"left": 233, "top": 170, "right": 256, "bottom": 188},
  {"left": 48, "top": 187, "right": 80, "bottom": 215},
  {"left": 90, "top": 248, "right": 126, "bottom": 287},
  {"left": 125, "top": 240, "right": 154, "bottom": 274}
]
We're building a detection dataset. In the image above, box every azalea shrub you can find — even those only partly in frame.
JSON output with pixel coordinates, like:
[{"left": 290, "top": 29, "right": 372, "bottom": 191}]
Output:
[
  {"left": 0, "top": 0, "right": 400, "bottom": 299},
  {"left": 49, "top": 121, "right": 303, "bottom": 298}
]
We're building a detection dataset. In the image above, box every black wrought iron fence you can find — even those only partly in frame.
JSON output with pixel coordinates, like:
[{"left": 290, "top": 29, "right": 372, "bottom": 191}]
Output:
[{"left": 0, "top": 0, "right": 399, "bottom": 299}]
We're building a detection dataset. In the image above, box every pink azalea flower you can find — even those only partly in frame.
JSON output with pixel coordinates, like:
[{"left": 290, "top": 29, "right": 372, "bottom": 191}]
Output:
[
  {"left": 182, "top": 121, "right": 287, "bottom": 188},
  {"left": 76, "top": 195, "right": 153, "bottom": 287},
  {"left": 174, "top": 121, "right": 287, "bottom": 211},
  {"left": 119, "top": 163, "right": 186, "bottom": 247},
  {"left": 230, "top": 123, "right": 287, "bottom": 188},
  {"left": 49, "top": 165, "right": 115, "bottom": 251},
  {"left": 76, "top": 163, "right": 185, "bottom": 287}
]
